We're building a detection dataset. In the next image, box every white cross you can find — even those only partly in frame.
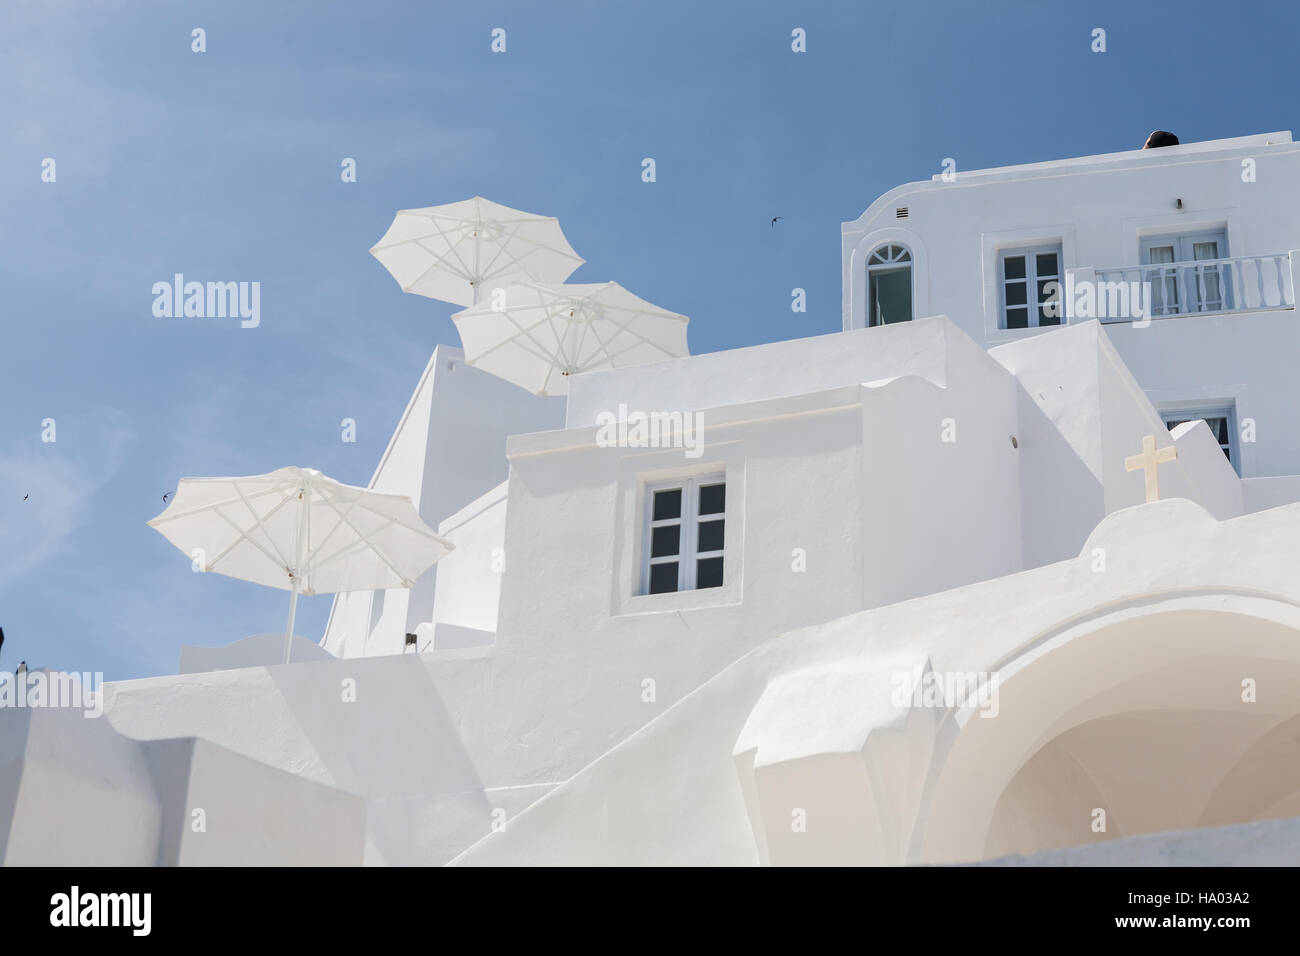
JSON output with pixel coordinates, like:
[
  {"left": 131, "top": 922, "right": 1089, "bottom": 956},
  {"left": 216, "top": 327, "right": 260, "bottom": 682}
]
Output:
[{"left": 1125, "top": 434, "right": 1178, "bottom": 503}]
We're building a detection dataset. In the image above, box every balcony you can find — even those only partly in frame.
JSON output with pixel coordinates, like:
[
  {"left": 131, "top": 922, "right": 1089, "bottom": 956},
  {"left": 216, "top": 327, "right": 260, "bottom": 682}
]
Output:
[{"left": 1066, "top": 252, "right": 1297, "bottom": 323}]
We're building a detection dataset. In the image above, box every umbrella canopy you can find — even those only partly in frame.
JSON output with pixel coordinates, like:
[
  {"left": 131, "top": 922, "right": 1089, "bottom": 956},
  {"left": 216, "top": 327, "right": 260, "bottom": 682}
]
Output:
[
  {"left": 369, "top": 196, "right": 585, "bottom": 306},
  {"left": 148, "top": 467, "right": 452, "bottom": 662},
  {"left": 451, "top": 281, "right": 690, "bottom": 396}
]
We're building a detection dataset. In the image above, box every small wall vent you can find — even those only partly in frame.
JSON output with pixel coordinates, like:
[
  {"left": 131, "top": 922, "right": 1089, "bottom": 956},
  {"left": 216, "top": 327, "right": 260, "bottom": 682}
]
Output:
[{"left": 895, "top": 206, "right": 909, "bottom": 219}]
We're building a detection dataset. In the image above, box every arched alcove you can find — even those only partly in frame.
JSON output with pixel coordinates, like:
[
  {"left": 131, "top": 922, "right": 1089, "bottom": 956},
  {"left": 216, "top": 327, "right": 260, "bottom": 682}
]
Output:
[{"left": 917, "top": 599, "right": 1300, "bottom": 864}]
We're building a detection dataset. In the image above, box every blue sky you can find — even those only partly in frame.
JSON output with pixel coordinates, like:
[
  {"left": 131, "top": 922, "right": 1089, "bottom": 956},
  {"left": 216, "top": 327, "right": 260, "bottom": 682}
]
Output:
[{"left": 2, "top": 0, "right": 1297, "bottom": 680}]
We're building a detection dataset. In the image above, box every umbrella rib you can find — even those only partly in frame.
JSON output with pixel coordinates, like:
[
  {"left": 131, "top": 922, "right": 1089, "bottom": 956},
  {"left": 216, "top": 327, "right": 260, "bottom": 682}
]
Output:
[
  {"left": 346, "top": 492, "right": 447, "bottom": 539},
  {"left": 149, "top": 482, "right": 290, "bottom": 525},
  {"left": 205, "top": 503, "right": 293, "bottom": 577},
  {"left": 412, "top": 235, "right": 473, "bottom": 279},
  {"left": 579, "top": 317, "right": 619, "bottom": 370},
  {"left": 303, "top": 483, "right": 368, "bottom": 563},
  {"left": 401, "top": 231, "right": 473, "bottom": 291},
  {"left": 481, "top": 230, "right": 584, "bottom": 267},
  {"left": 465, "top": 296, "right": 565, "bottom": 367},
  {"left": 309, "top": 493, "right": 411, "bottom": 583},
  {"left": 231, "top": 479, "right": 294, "bottom": 569},
  {"left": 591, "top": 309, "right": 684, "bottom": 360},
  {"left": 396, "top": 215, "right": 478, "bottom": 292},
  {"left": 311, "top": 516, "right": 405, "bottom": 581},
  {"left": 475, "top": 222, "right": 577, "bottom": 284},
  {"left": 308, "top": 532, "right": 389, "bottom": 576},
  {"left": 539, "top": 353, "right": 559, "bottom": 395},
  {"left": 474, "top": 220, "right": 527, "bottom": 284},
  {"left": 388, "top": 211, "right": 581, "bottom": 258}
]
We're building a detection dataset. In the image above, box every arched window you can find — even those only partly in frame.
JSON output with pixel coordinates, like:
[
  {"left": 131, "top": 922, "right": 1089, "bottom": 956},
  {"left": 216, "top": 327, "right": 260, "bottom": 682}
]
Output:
[{"left": 866, "top": 244, "right": 913, "bottom": 327}]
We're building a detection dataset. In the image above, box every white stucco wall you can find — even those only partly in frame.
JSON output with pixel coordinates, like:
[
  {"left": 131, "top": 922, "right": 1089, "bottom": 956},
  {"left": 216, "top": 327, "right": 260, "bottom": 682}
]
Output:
[
  {"left": 323, "top": 345, "right": 564, "bottom": 658},
  {"left": 843, "top": 131, "right": 1300, "bottom": 478},
  {"left": 428, "top": 481, "right": 508, "bottom": 640},
  {"left": 0, "top": 703, "right": 365, "bottom": 866},
  {"left": 178, "top": 633, "right": 334, "bottom": 672},
  {"left": 566, "top": 318, "right": 951, "bottom": 428},
  {"left": 453, "top": 498, "right": 1300, "bottom": 866},
  {"left": 113, "top": 318, "right": 1276, "bottom": 865}
]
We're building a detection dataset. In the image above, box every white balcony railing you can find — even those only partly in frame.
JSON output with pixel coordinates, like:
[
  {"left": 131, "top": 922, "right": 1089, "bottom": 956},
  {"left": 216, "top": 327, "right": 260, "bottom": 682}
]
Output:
[{"left": 1070, "top": 252, "right": 1297, "bottom": 323}]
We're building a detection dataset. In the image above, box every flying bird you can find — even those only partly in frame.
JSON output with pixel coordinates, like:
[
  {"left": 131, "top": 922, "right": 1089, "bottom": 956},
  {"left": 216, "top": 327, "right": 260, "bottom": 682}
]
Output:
[
  {"left": 23, "top": 494, "right": 28, "bottom": 501},
  {"left": 0, "top": 626, "right": 5, "bottom": 659},
  {"left": 770, "top": 217, "right": 784, "bottom": 227},
  {"left": 162, "top": 492, "right": 170, "bottom": 503}
]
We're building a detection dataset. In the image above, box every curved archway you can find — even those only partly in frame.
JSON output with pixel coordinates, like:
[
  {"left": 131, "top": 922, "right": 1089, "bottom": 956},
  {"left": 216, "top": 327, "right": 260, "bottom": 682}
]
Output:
[
  {"left": 847, "top": 227, "right": 928, "bottom": 330},
  {"left": 917, "top": 597, "right": 1300, "bottom": 863}
]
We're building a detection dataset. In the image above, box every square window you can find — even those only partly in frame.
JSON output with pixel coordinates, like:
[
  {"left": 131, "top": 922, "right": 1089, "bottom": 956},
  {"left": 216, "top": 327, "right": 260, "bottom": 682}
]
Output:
[
  {"left": 1000, "top": 244, "right": 1064, "bottom": 330},
  {"left": 641, "top": 475, "right": 727, "bottom": 595}
]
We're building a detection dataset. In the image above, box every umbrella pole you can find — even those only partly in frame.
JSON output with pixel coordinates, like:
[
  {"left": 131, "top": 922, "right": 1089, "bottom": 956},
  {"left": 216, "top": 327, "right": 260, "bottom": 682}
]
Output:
[
  {"left": 284, "top": 581, "right": 300, "bottom": 664},
  {"left": 284, "top": 480, "right": 309, "bottom": 665}
]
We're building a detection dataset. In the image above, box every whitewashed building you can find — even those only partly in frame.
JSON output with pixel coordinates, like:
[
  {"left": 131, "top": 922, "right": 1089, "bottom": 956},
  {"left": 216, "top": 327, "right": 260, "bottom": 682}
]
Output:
[{"left": 7, "top": 131, "right": 1300, "bottom": 866}]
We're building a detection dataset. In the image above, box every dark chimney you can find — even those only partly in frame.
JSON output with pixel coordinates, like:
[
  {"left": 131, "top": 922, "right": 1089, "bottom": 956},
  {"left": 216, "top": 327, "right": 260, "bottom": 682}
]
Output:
[{"left": 1142, "top": 130, "right": 1180, "bottom": 149}]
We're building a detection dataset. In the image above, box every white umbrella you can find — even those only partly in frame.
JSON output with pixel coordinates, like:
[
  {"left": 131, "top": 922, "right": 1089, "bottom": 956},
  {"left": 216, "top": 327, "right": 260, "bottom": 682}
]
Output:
[
  {"left": 369, "top": 196, "right": 585, "bottom": 306},
  {"left": 148, "top": 467, "right": 453, "bottom": 663},
  {"left": 451, "top": 281, "right": 690, "bottom": 396}
]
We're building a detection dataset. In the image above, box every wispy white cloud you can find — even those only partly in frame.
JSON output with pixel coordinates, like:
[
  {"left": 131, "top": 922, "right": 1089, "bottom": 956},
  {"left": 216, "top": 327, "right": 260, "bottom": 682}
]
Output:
[{"left": 0, "top": 405, "right": 135, "bottom": 588}]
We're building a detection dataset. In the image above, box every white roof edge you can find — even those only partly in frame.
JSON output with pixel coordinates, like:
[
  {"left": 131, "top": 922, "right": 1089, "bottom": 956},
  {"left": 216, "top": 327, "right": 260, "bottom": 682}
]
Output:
[
  {"left": 843, "top": 132, "right": 1295, "bottom": 238},
  {"left": 366, "top": 343, "right": 465, "bottom": 488},
  {"left": 437, "top": 480, "right": 509, "bottom": 536},
  {"left": 928, "top": 131, "right": 1294, "bottom": 183}
]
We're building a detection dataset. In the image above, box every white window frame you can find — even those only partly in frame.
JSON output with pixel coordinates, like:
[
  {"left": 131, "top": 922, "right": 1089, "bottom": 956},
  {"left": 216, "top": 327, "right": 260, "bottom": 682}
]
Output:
[
  {"left": 641, "top": 473, "right": 726, "bottom": 595},
  {"left": 1161, "top": 404, "right": 1238, "bottom": 474},
  {"left": 999, "top": 244, "right": 1063, "bottom": 330}
]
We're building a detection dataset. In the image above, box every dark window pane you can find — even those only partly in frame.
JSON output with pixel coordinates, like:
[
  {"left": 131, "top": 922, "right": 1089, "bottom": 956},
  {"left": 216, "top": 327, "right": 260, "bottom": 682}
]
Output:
[
  {"left": 1038, "top": 307, "right": 1061, "bottom": 326},
  {"left": 696, "top": 557, "right": 724, "bottom": 589},
  {"left": 1003, "top": 256, "right": 1026, "bottom": 280},
  {"left": 649, "top": 562, "right": 678, "bottom": 594},
  {"left": 651, "top": 524, "right": 680, "bottom": 558},
  {"left": 1212, "top": 417, "right": 1229, "bottom": 444},
  {"left": 1035, "top": 253, "right": 1059, "bottom": 276},
  {"left": 697, "top": 519, "right": 724, "bottom": 553},
  {"left": 1005, "top": 282, "right": 1027, "bottom": 306},
  {"left": 1005, "top": 307, "right": 1028, "bottom": 329},
  {"left": 652, "top": 488, "right": 681, "bottom": 521},
  {"left": 1037, "top": 279, "right": 1059, "bottom": 303},
  {"left": 699, "top": 483, "right": 725, "bottom": 515},
  {"left": 869, "top": 267, "right": 912, "bottom": 326}
]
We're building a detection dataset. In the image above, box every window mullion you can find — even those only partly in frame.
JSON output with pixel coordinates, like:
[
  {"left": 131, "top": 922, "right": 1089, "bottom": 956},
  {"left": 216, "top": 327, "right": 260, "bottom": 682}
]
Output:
[
  {"left": 1028, "top": 254, "right": 1040, "bottom": 327},
  {"left": 681, "top": 478, "right": 698, "bottom": 591}
]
